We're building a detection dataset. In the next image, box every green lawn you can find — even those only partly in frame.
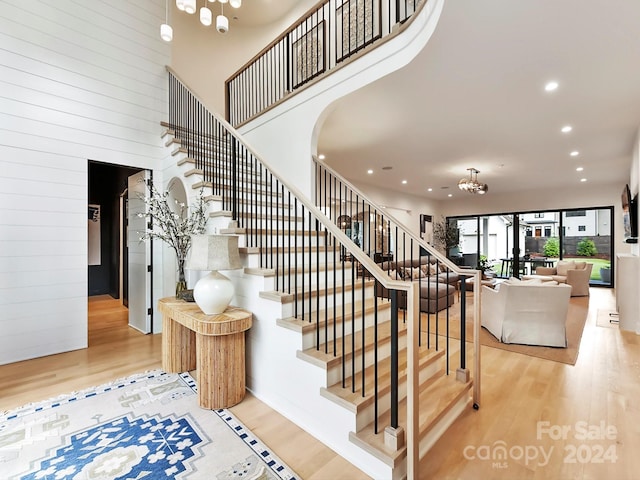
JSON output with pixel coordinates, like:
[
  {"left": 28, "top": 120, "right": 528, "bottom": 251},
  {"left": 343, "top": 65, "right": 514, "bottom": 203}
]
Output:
[
  {"left": 567, "top": 257, "right": 611, "bottom": 281},
  {"left": 489, "top": 257, "right": 611, "bottom": 281}
]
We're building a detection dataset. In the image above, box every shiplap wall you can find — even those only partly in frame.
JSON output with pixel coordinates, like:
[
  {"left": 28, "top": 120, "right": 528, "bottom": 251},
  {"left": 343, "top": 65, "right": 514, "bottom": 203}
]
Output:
[{"left": 0, "top": 0, "right": 170, "bottom": 364}]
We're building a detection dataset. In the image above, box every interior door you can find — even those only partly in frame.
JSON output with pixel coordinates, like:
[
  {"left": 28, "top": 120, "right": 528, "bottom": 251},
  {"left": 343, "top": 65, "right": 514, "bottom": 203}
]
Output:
[{"left": 127, "top": 171, "right": 152, "bottom": 333}]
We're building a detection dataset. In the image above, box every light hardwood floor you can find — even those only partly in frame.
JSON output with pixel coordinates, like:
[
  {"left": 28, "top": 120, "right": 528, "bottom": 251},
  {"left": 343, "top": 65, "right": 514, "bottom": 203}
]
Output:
[
  {"left": 1, "top": 289, "right": 637, "bottom": 479},
  {"left": 0, "top": 295, "right": 370, "bottom": 480},
  {"left": 421, "top": 287, "right": 640, "bottom": 479}
]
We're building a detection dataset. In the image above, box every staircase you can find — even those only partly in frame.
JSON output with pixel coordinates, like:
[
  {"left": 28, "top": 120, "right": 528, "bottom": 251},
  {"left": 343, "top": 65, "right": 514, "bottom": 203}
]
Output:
[{"left": 159, "top": 70, "right": 481, "bottom": 480}]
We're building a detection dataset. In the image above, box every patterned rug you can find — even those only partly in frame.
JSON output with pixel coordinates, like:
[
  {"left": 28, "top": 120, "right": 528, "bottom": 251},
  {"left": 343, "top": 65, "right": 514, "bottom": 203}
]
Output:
[{"left": 0, "top": 370, "right": 298, "bottom": 480}]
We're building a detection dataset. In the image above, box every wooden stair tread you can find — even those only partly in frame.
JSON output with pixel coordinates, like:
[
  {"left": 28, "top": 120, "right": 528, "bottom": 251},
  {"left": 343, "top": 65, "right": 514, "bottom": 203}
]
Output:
[
  {"left": 239, "top": 245, "right": 335, "bottom": 256},
  {"left": 321, "top": 347, "right": 446, "bottom": 412},
  {"left": 277, "top": 298, "right": 390, "bottom": 333},
  {"left": 220, "top": 227, "right": 328, "bottom": 237},
  {"left": 259, "top": 278, "right": 375, "bottom": 304},
  {"left": 349, "top": 375, "right": 473, "bottom": 465},
  {"left": 297, "top": 315, "right": 400, "bottom": 368}
]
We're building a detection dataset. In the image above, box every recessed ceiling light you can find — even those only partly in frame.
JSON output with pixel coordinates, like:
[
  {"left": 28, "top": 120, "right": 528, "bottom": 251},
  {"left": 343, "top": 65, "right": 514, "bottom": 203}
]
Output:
[
  {"left": 402, "top": 180, "right": 407, "bottom": 184},
  {"left": 318, "top": 154, "right": 326, "bottom": 160},
  {"left": 576, "top": 167, "right": 584, "bottom": 172},
  {"left": 427, "top": 188, "right": 433, "bottom": 192},
  {"left": 448, "top": 193, "right": 453, "bottom": 197},
  {"left": 545, "top": 81, "right": 559, "bottom": 92},
  {"left": 580, "top": 178, "right": 587, "bottom": 182},
  {"left": 570, "top": 151, "right": 579, "bottom": 157},
  {"left": 367, "top": 169, "right": 373, "bottom": 174},
  {"left": 561, "top": 125, "right": 573, "bottom": 133}
]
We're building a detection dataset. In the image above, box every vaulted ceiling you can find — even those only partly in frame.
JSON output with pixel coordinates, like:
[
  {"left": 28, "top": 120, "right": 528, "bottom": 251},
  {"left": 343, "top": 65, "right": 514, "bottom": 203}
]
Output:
[{"left": 316, "top": 0, "right": 640, "bottom": 200}]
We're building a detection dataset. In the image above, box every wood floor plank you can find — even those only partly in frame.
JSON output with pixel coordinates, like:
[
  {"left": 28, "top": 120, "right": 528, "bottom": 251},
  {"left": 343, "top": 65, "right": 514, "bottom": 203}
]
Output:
[
  {"left": 1, "top": 288, "right": 637, "bottom": 479},
  {"left": 0, "top": 294, "right": 370, "bottom": 480}
]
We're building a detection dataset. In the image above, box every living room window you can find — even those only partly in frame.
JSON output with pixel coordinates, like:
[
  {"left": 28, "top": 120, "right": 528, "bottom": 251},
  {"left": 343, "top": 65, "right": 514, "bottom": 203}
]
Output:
[{"left": 447, "top": 207, "right": 613, "bottom": 287}]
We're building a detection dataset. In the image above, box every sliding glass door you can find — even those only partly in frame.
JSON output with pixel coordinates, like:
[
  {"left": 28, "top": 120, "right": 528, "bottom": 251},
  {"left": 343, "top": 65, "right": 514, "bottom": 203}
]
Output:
[
  {"left": 447, "top": 206, "right": 613, "bottom": 287},
  {"left": 561, "top": 208, "right": 612, "bottom": 286}
]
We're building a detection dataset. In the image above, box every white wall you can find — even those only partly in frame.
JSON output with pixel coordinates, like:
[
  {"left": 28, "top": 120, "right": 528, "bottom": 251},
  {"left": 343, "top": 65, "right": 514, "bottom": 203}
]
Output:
[
  {"left": 170, "top": 0, "right": 318, "bottom": 114},
  {"left": 0, "top": 0, "right": 170, "bottom": 364}
]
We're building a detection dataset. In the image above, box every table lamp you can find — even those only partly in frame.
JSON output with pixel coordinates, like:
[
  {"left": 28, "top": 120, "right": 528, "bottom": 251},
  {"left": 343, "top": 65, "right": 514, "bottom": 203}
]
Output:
[{"left": 187, "top": 235, "right": 242, "bottom": 314}]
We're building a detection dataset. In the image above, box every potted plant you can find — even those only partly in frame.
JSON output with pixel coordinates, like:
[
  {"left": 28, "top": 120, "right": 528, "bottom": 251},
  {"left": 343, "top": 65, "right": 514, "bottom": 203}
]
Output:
[
  {"left": 600, "top": 265, "right": 611, "bottom": 283},
  {"left": 432, "top": 216, "right": 460, "bottom": 259},
  {"left": 478, "top": 255, "right": 494, "bottom": 279}
]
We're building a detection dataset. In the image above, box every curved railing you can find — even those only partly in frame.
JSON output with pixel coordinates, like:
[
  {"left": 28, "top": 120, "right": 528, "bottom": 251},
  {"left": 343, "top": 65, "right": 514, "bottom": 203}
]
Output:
[
  {"left": 226, "top": 0, "right": 426, "bottom": 126},
  {"left": 166, "top": 67, "right": 480, "bottom": 477}
]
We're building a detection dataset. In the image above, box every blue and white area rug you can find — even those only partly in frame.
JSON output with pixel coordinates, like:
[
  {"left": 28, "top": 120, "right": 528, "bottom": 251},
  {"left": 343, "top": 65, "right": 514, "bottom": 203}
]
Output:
[{"left": 0, "top": 370, "right": 298, "bottom": 480}]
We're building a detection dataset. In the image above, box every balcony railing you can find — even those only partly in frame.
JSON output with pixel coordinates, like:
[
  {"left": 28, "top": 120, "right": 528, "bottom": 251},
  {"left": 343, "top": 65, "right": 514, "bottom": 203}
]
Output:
[{"left": 226, "top": 0, "right": 425, "bottom": 126}]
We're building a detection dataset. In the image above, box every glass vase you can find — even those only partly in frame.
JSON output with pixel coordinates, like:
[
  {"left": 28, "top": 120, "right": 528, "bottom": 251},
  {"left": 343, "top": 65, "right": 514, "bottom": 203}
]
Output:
[{"left": 176, "top": 257, "right": 187, "bottom": 297}]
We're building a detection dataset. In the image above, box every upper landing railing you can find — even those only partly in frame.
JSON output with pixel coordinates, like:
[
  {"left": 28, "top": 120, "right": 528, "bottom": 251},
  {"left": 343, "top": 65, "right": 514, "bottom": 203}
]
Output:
[{"left": 226, "top": 0, "right": 426, "bottom": 126}]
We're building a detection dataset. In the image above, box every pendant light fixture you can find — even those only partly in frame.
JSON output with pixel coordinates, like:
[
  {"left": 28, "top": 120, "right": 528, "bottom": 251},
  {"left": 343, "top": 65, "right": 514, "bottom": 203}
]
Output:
[
  {"left": 458, "top": 168, "right": 489, "bottom": 195},
  {"left": 216, "top": 0, "right": 229, "bottom": 34},
  {"left": 184, "top": 0, "right": 197, "bottom": 14},
  {"left": 200, "top": 0, "right": 212, "bottom": 26},
  {"left": 160, "top": 0, "right": 173, "bottom": 42},
  {"left": 165, "top": 0, "right": 241, "bottom": 37}
]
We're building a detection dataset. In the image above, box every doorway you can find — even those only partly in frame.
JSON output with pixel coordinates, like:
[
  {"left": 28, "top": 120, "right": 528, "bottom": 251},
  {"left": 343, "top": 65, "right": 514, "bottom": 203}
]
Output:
[{"left": 88, "top": 161, "right": 151, "bottom": 333}]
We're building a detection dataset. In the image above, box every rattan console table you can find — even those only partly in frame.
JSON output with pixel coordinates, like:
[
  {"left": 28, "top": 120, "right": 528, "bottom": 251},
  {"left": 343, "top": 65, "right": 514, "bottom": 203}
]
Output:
[{"left": 158, "top": 298, "right": 252, "bottom": 409}]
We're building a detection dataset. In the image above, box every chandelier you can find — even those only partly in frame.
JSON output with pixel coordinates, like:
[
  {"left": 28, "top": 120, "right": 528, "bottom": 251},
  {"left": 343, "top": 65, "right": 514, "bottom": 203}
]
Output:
[
  {"left": 161, "top": 0, "right": 242, "bottom": 42},
  {"left": 458, "top": 168, "right": 488, "bottom": 195}
]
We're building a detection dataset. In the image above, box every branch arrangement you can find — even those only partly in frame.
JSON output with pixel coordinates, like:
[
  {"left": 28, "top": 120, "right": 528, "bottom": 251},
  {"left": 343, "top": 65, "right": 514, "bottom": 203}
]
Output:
[{"left": 137, "top": 181, "right": 210, "bottom": 262}]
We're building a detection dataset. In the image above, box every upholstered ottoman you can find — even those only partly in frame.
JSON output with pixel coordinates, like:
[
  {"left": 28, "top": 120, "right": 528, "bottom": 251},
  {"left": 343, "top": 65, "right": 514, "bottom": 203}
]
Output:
[{"left": 418, "top": 281, "right": 455, "bottom": 313}]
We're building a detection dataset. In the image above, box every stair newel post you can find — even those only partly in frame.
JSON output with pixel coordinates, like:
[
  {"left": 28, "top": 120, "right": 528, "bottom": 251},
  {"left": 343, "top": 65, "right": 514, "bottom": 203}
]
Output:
[
  {"left": 389, "top": 289, "right": 399, "bottom": 428},
  {"left": 456, "top": 275, "right": 471, "bottom": 383},
  {"left": 459, "top": 276, "right": 466, "bottom": 369},
  {"left": 384, "top": 285, "right": 407, "bottom": 462}
]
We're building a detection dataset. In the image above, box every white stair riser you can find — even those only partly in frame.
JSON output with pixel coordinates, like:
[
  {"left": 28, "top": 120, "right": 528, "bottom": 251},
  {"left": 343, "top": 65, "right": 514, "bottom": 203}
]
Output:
[
  {"left": 299, "top": 306, "right": 392, "bottom": 350},
  {"left": 290, "top": 284, "right": 376, "bottom": 315},
  {"left": 324, "top": 333, "right": 408, "bottom": 388}
]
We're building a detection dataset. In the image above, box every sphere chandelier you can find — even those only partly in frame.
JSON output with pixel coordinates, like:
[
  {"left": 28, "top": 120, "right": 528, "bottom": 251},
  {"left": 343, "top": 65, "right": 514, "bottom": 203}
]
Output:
[{"left": 458, "top": 168, "right": 489, "bottom": 195}]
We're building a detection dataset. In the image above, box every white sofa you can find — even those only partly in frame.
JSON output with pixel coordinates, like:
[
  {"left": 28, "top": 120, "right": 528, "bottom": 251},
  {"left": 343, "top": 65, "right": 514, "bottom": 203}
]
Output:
[{"left": 481, "top": 279, "right": 572, "bottom": 347}]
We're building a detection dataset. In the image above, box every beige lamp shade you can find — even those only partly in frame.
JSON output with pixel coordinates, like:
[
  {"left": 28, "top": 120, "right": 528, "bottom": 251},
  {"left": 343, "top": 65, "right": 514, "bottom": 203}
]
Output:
[
  {"left": 187, "top": 235, "right": 242, "bottom": 315},
  {"left": 187, "top": 235, "right": 241, "bottom": 271}
]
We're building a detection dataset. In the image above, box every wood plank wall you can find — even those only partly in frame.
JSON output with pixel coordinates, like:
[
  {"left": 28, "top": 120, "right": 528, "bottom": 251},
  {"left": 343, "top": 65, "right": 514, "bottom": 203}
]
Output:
[{"left": 0, "top": 0, "right": 170, "bottom": 364}]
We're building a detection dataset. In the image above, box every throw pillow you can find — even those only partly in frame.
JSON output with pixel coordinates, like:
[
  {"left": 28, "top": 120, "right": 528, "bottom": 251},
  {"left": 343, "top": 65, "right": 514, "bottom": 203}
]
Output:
[
  {"left": 573, "top": 261, "right": 587, "bottom": 270},
  {"left": 402, "top": 267, "right": 413, "bottom": 280},
  {"left": 409, "top": 267, "right": 420, "bottom": 280},
  {"left": 556, "top": 261, "right": 576, "bottom": 276}
]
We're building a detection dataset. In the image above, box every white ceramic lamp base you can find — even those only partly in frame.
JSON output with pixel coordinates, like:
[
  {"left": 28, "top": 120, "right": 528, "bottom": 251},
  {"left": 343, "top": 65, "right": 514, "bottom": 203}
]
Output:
[{"left": 193, "top": 270, "right": 235, "bottom": 315}]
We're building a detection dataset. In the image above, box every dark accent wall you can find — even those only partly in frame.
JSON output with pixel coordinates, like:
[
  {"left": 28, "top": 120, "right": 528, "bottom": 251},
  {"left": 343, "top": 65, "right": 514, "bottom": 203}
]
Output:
[{"left": 88, "top": 161, "right": 143, "bottom": 297}]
